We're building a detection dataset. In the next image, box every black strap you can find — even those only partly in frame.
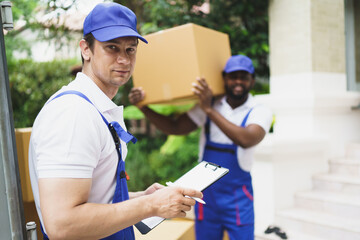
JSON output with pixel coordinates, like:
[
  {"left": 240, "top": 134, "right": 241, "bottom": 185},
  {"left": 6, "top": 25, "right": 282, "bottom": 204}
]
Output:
[{"left": 205, "top": 145, "right": 235, "bottom": 154}]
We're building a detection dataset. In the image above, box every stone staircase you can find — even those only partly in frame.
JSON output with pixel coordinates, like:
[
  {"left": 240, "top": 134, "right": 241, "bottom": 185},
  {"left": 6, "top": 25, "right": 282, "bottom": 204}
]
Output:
[{"left": 256, "top": 143, "right": 360, "bottom": 240}]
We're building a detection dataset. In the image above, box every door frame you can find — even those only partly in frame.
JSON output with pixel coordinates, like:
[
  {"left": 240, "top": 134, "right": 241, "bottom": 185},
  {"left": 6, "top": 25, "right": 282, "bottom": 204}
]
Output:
[{"left": 345, "top": 0, "right": 360, "bottom": 91}]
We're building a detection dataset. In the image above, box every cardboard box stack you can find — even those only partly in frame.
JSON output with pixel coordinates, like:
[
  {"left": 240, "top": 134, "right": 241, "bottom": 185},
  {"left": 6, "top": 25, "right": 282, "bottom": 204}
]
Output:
[{"left": 132, "top": 23, "right": 231, "bottom": 105}]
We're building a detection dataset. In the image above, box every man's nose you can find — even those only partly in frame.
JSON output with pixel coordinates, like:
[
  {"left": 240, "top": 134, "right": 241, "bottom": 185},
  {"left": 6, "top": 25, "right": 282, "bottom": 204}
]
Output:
[
  {"left": 233, "top": 77, "right": 246, "bottom": 83},
  {"left": 117, "top": 53, "right": 130, "bottom": 64}
]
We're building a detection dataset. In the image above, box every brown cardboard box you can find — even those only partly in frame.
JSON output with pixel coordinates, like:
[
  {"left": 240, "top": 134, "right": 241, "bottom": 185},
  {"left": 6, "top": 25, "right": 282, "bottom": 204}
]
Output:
[
  {"left": 132, "top": 23, "right": 231, "bottom": 105},
  {"left": 15, "top": 127, "right": 33, "bottom": 202}
]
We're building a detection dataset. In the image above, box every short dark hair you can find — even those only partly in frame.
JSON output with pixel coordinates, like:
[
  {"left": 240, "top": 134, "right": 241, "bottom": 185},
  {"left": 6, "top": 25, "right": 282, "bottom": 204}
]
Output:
[{"left": 81, "top": 33, "right": 96, "bottom": 64}]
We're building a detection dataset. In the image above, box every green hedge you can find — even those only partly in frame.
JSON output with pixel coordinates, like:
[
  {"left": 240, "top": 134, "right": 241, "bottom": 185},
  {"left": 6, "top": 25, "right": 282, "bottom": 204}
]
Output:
[
  {"left": 126, "top": 130, "right": 200, "bottom": 192},
  {"left": 8, "top": 58, "right": 78, "bottom": 128}
]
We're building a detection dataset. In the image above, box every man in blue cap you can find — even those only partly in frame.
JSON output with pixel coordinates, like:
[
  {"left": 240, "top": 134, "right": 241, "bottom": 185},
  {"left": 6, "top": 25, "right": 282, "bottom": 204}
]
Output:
[
  {"left": 29, "top": 3, "right": 202, "bottom": 240},
  {"left": 129, "top": 55, "right": 273, "bottom": 239}
]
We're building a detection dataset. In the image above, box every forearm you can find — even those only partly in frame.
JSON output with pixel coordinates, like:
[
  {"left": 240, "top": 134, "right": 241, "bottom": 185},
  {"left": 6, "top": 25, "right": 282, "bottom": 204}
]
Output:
[
  {"left": 44, "top": 194, "right": 154, "bottom": 240},
  {"left": 205, "top": 107, "right": 264, "bottom": 148},
  {"left": 41, "top": 178, "right": 202, "bottom": 240},
  {"left": 130, "top": 87, "right": 196, "bottom": 134},
  {"left": 40, "top": 178, "right": 155, "bottom": 240},
  {"left": 139, "top": 106, "right": 196, "bottom": 135},
  {"left": 139, "top": 106, "right": 176, "bottom": 134}
]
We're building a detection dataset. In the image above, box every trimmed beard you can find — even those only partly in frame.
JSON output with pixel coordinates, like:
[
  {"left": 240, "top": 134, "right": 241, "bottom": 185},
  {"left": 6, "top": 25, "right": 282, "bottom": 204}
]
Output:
[{"left": 225, "top": 84, "right": 250, "bottom": 101}]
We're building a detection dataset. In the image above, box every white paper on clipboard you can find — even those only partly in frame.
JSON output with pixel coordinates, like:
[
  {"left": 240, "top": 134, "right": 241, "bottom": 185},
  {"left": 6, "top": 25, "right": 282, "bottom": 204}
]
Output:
[{"left": 135, "top": 161, "right": 229, "bottom": 234}]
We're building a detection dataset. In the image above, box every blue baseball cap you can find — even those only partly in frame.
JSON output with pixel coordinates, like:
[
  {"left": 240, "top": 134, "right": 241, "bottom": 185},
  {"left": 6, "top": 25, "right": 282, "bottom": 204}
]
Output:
[
  {"left": 83, "top": 2, "right": 148, "bottom": 43},
  {"left": 223, "top": 55, "right": 254, "bottom": 74}
]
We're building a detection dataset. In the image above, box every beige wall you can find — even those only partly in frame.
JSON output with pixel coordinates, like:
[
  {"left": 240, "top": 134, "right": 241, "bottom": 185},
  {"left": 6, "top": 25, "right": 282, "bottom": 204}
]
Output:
[
  {"left": 311, "top": 0, "right": 345, "bottom": 73},
  {"left": 269, "top": 0, "right": 312, "bottom": 75},
  {"left": 269, "top": 0, "right": 345, "bottom": 76}
]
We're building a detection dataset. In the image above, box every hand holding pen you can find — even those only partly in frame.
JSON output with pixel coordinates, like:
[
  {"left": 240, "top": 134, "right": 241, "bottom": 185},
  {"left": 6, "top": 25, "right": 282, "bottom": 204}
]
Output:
[{"left": 166, "top": 181, "right": 206, "bottom": 204}]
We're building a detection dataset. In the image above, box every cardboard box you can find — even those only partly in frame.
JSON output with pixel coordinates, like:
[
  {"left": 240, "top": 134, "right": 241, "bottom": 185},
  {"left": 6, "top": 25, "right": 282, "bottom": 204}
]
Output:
[
  {"left": 132, "top": 23, "right": 231, "bottom": 105},
  {"left": 15, "top": 128, "right": 33, "bottom": 202}
]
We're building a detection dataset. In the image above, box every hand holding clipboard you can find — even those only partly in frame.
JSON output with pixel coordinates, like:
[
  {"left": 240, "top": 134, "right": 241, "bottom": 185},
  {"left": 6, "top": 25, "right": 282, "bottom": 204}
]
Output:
[{"left": 135, "top": 161, "right": 229, "bottom": 234}]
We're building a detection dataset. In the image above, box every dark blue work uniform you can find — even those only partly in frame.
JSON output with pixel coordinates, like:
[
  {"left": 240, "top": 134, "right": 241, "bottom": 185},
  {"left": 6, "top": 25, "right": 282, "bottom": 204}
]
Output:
[{"left": 195, "top": 108, "right": 255, "bottom": 240}]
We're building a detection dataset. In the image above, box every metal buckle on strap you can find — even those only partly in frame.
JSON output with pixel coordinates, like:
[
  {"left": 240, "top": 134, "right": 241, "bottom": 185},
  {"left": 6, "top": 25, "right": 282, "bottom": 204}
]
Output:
[{"left": 108, "top": 123, "right": 120, "bottom": 149}]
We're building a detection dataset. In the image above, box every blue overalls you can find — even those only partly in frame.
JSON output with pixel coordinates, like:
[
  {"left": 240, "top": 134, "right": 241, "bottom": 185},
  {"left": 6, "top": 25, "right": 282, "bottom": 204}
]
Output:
[
  {"left": 195, "top": 108, "right": 255, "bottom": 240},
  {"left": 41, "top": 90, "right": 137, "bottom": 240}
]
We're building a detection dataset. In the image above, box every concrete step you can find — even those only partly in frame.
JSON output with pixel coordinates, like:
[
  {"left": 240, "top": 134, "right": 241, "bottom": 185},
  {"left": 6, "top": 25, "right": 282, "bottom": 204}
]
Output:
[
  {"left": 276, "top": 208, "right": 360, "bottom": 240},
  {"left": 312, "top": 173, "right": 360, "bottom": 194},
  {"left": 329, "top": 157, "right": 360, "bottom": 176},
  {"left": 295, "top": 190, "right": 360, "bottom": 219},
  {"left": 345, "top": 143, "right": 360, "bottom": 160}
]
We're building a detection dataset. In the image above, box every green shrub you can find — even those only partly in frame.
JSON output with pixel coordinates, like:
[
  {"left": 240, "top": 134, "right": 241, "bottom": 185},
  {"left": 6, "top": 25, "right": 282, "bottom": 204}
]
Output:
[
  {"left": 125, "top": 134, "right": 165, "bottom": 191},
  {"left": 126, "top": 130, "right": 200, "bottom": 192},
  {"left": 148, "top": 130, "right": 199, "bottom": 183},
  {"left": 9, "top": 58, "right": 78, "bottom": 128}
]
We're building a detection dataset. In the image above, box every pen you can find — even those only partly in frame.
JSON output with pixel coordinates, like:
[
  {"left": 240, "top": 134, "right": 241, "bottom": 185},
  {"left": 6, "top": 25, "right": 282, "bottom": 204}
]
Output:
[{"left": 166, "top": 181, "right": 206, "bottom": 204}]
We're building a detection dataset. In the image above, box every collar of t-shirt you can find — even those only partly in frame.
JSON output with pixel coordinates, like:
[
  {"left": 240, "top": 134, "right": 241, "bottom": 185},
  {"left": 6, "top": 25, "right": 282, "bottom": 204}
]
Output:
[
  {"left": 59, "top": 72, "right": 124, "bottom": 122},
  {"left": 221, "top": 93, "right": 256, "bottom": 113}
]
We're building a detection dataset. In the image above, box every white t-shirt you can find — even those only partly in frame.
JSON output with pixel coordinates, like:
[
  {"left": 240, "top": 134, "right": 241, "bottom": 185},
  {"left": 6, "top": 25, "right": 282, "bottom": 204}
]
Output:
[
  {"left": 187, "top": 94, "right": 272, "bottom": 172},
  {"left": 29, "top": 72, "right": 128, "bottom": 229}
]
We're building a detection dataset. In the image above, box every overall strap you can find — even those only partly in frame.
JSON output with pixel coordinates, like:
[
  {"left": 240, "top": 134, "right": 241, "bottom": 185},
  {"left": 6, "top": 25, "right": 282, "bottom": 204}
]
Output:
[
  {"left": 51, "top": 90, "right": 109, "bottom": 125},
  {"left": 50, "top": 90, "right": 137, "bottom": 180},
  {"left": 240, "top": 107, "right": 254, "bottom": 127},
  {"left": 50, "top": 90, "right": 137, "bottom": 145},
  {"left": 204, "top": 117, "right": 211, "bottom": 139},
  {"left": 204, "top": 98, "right": 215, "bottom": 139}
]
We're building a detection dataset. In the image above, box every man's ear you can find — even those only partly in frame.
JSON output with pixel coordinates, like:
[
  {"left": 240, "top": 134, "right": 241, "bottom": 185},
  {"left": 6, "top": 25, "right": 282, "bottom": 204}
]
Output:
[
  {"left": 79, "top": 39, "right": 91, "bottom": 61},
  {"left": 250, "top": 77, "right": 256, "bottom": 88}
]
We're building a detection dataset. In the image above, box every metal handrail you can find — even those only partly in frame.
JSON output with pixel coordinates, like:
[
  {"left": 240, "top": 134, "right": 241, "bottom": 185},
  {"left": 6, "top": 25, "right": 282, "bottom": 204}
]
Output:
[{"left": 0, "top": 1, "right": 27, "bottom": 239}]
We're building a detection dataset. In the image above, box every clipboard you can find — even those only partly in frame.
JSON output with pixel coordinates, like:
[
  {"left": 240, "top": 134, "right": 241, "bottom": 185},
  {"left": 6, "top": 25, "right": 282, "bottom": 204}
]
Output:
[{"left": 135, "top": 161, "right": 229, "bottom": 234}]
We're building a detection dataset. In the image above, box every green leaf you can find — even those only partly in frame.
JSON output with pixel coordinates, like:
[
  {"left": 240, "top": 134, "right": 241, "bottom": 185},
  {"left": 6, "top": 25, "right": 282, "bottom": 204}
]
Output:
[
  {"left": 160, "top": 135, "right": 186, "bottom": 154},
  {"left": 148, "top": 103, "right": 195, "bottom": 116},
  {"left": 124, "top": 106, "right": 144, "bottom": 120}
]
